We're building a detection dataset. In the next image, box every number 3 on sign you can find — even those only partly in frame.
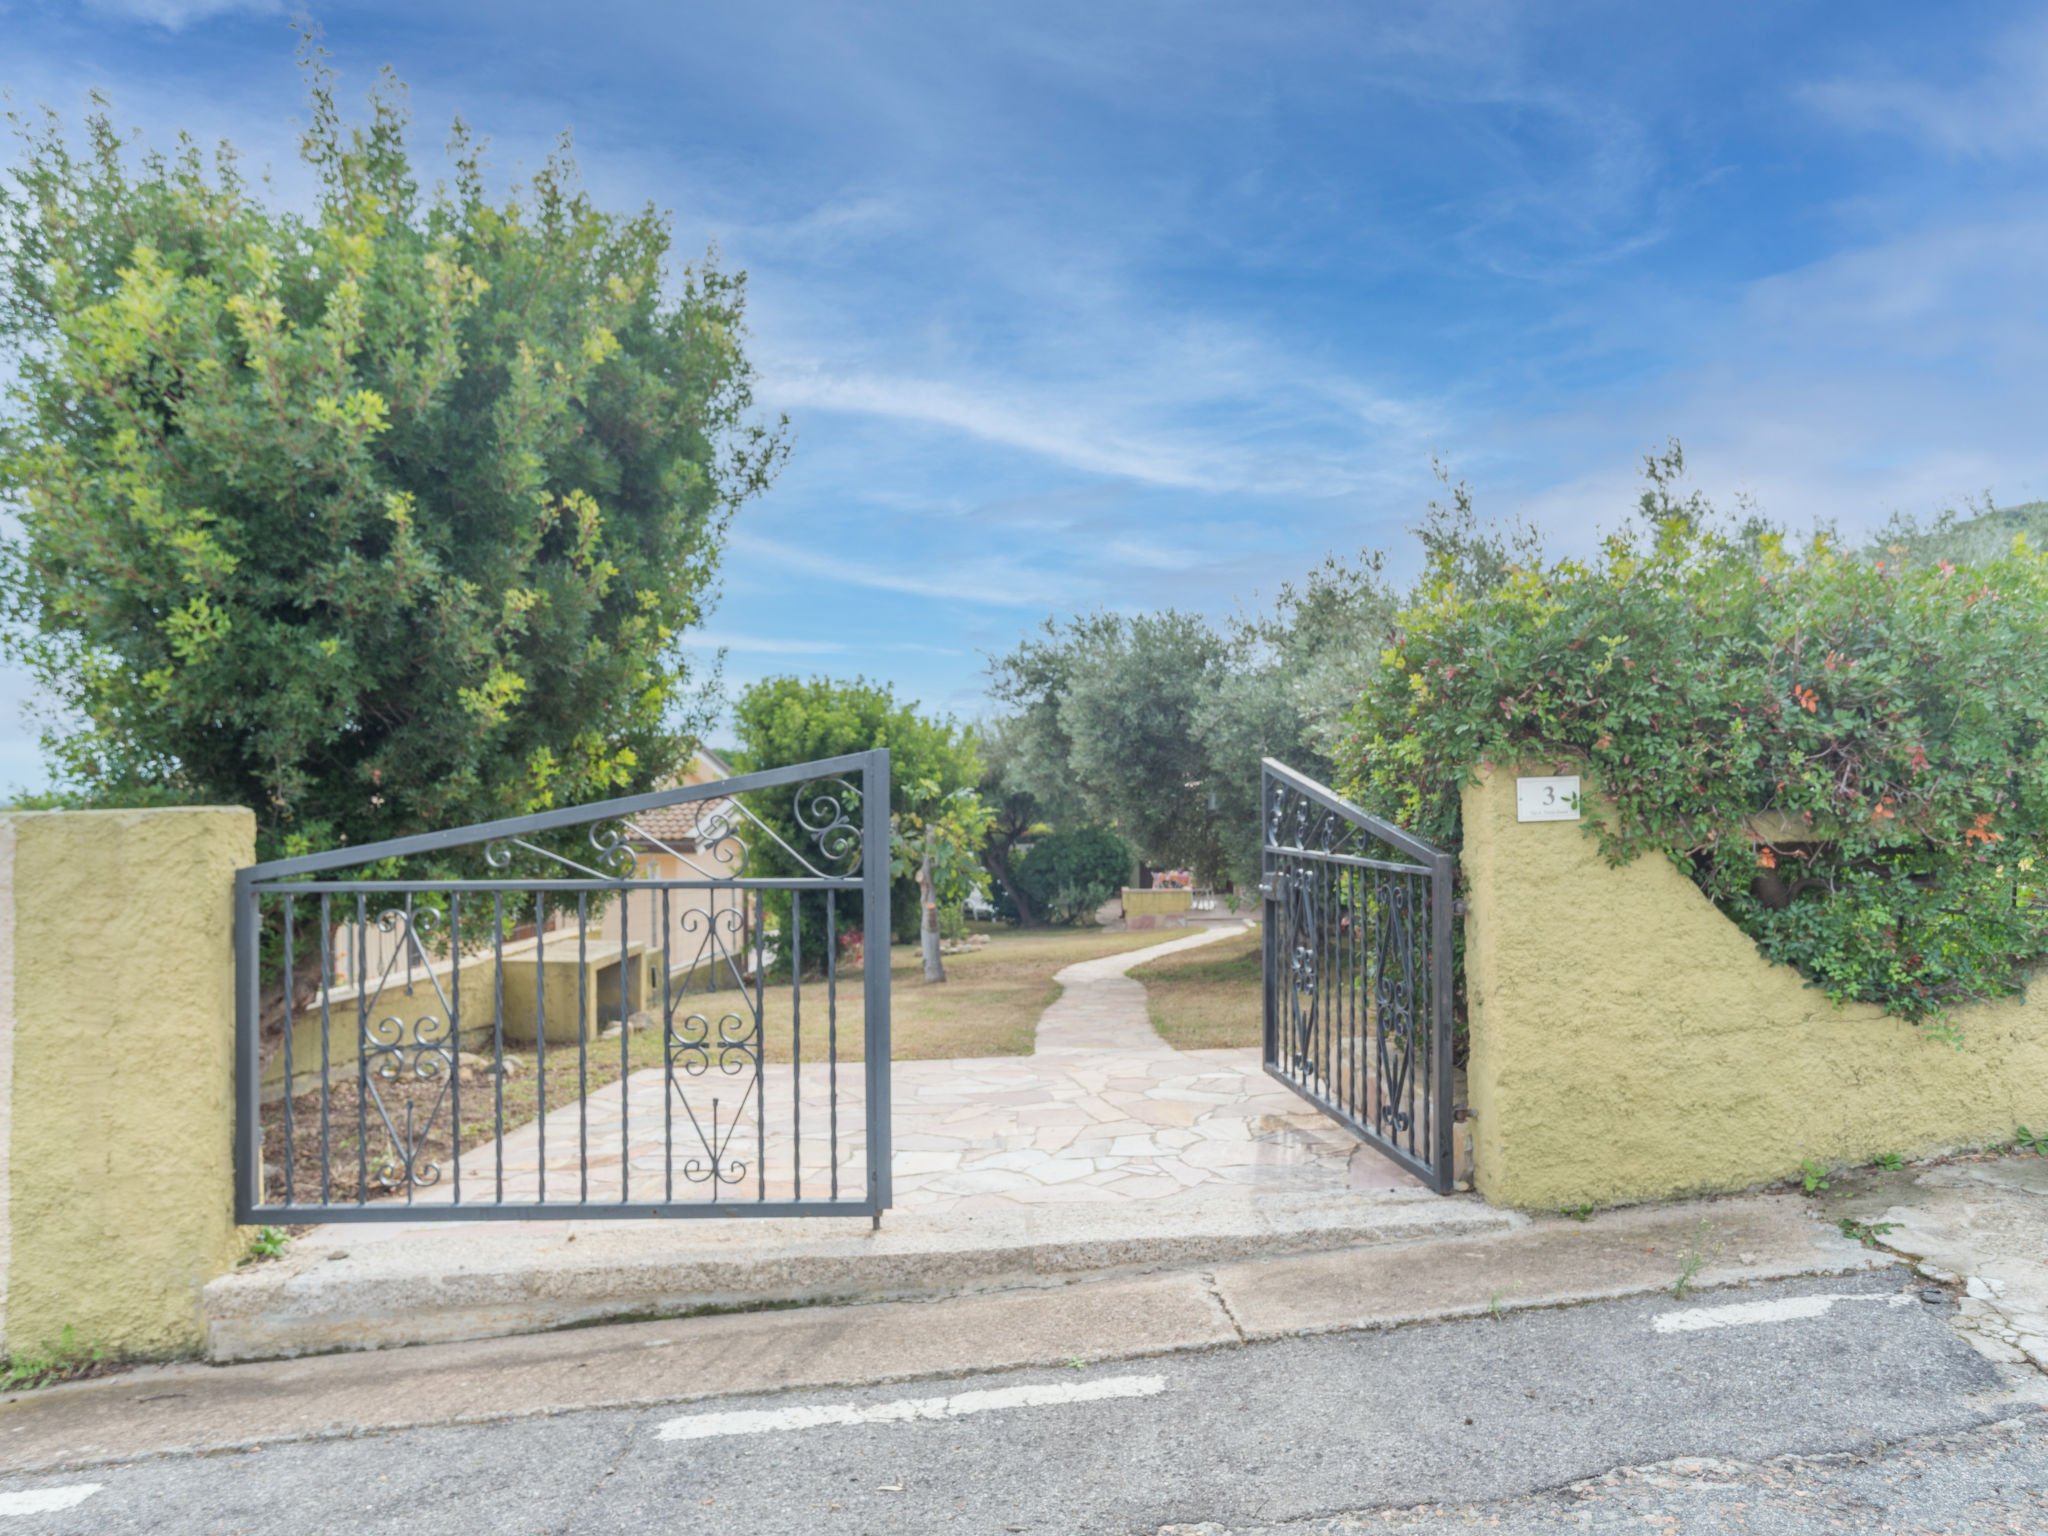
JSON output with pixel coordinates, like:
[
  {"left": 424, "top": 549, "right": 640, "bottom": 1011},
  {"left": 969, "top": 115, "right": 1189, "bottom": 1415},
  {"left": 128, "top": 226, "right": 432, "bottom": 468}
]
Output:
[{"left": 1516, "top": 776, "right": 1581, "bottom": 823}]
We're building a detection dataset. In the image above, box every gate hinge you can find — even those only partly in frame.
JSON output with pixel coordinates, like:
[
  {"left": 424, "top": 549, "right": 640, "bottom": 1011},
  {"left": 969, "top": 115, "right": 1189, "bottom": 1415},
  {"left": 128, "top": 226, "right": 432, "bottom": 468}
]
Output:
[{"left": 1452, "top": 1106, "right": 1474, "bottom": 1123}]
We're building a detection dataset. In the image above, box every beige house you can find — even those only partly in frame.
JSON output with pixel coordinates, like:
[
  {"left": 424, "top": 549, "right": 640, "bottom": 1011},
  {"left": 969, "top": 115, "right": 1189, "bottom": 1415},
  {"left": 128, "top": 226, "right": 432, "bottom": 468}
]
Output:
[
  {"left": 268, "top": 751, "right": 756, "bottom": 1097},
  {"left": 591, "top": 748, "right": 761, "bottom": 999}
]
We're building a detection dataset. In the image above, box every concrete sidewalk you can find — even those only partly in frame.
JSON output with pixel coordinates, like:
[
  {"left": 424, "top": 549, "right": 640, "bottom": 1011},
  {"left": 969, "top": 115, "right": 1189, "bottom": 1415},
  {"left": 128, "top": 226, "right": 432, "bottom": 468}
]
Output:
[
  {"left": 1834, "top": 1152, "right": 2048, "bottom": 1371},
  {"left": 2, "top": 1194, "right": 1887, "bottom": 1474},
  {"left": 208, "top": 926, "right": 1482, "bottom": 1360}
]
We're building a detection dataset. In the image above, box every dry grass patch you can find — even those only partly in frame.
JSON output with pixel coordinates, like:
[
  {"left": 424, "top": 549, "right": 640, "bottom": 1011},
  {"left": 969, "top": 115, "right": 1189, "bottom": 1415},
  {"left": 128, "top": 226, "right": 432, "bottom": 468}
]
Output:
[
  {"left": 757, "top": 922, "right": 1180, "bottom": 1062},
  {"left": 1131, "top": 926, "right": 1264, "bottom": 1050}
]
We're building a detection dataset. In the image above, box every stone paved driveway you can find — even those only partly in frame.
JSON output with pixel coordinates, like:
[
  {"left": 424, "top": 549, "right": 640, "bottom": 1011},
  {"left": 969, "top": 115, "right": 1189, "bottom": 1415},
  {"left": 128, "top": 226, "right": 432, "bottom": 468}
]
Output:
[{"left": 425, "top": 925, "right": 1419, "bottom": 1212}]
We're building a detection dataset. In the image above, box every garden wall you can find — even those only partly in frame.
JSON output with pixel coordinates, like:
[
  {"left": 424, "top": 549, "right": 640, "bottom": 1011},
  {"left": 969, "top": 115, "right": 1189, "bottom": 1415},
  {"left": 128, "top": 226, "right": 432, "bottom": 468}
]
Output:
[{"left": 1461, "top": 762, "right": 2048, "bottom": 1209}]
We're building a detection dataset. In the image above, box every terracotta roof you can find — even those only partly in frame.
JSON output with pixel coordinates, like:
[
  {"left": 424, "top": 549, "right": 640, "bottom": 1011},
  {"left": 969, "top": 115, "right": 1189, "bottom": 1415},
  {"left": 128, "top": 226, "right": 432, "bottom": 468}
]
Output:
[
  {"left": 627, "top": 794, "right": 732, "bottom": 849},
  {"left": 622, "top": 749, "right": 736, "bottom": 848}
]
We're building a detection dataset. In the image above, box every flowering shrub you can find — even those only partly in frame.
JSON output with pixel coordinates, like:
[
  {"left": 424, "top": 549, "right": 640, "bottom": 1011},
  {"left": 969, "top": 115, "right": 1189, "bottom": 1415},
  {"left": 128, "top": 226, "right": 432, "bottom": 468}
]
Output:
[{"left": 1344, "top": 507, "right": 2048, "bottom": 1028}]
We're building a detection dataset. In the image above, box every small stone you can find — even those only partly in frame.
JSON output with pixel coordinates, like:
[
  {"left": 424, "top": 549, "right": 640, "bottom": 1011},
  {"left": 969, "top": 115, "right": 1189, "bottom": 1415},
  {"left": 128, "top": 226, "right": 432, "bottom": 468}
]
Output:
[
  {"left": 326, "top": 1250, "right": 349, "bottom": 1261},
  {"left": 1920, "top": 1288, "right": 1947, "bottom": 1304}
]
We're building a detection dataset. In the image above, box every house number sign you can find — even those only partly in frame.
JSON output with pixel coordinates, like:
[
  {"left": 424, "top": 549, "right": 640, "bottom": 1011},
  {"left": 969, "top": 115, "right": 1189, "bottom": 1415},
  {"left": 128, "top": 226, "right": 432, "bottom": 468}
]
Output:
[{"left": 1516, "top": 775, "right": 1581, "bottom": 822}]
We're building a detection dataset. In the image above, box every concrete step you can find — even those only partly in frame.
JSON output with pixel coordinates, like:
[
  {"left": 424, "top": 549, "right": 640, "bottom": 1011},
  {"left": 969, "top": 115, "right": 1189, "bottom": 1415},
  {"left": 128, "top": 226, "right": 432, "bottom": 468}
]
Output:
[{"left": 203, "top": 1187, "right": 1516, "bottom": 1361}]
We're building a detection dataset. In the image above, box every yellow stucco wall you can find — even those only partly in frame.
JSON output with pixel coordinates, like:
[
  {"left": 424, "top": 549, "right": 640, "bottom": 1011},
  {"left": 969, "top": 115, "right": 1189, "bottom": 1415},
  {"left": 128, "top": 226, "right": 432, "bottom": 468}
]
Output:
[
  {"left": 1122, "top": 888, "right": 1193, "bottom": 916},
  {"left": 4, "top": 808, "right": 251, "bottom": 1357},
  {"left": 1462, "top": 763, "right": 2048, "bottom": 1209}
]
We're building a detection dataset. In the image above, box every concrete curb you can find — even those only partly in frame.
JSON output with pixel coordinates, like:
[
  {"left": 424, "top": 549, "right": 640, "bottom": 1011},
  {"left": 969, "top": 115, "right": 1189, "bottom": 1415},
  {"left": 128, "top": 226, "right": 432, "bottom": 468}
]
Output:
[
  {"left": 203, "top": 1189, "right": 1517, "bottom": 1361},
  {"left": 5, "top": 1194, "right": 1884, "bottom": 1475}
]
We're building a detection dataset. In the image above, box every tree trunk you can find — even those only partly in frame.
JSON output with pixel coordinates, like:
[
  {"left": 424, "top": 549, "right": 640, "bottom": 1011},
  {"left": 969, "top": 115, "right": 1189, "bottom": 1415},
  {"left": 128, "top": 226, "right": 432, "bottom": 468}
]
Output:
[
  {"left": 918, "top": 849, "right": 946, "bottom": 982},
  {"left": 983, "top": 843, "right": 1038, "bottom": 927}
]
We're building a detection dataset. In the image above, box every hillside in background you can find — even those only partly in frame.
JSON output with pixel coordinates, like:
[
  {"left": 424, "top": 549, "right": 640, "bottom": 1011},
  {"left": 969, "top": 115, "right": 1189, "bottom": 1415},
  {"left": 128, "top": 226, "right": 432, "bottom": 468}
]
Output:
[{"left": 1868, "top": 501, "right": 2048, "bottom": 564}]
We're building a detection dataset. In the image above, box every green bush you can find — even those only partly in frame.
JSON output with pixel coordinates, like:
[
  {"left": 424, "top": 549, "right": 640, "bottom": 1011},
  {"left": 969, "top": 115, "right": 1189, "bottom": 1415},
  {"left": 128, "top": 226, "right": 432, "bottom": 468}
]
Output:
[
  {"left": 1344, "top": 480, "right": 2048, "bottom": 1029},
  {"left": 1006, "top": 824, "right": 1135, "bottom": 926}
]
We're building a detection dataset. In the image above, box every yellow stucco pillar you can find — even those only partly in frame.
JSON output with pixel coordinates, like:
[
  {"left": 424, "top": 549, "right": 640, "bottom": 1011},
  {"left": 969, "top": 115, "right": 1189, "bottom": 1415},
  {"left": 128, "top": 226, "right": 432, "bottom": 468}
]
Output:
[{"left": 0, "top": 807, "right": 252, "bottom": 1359}]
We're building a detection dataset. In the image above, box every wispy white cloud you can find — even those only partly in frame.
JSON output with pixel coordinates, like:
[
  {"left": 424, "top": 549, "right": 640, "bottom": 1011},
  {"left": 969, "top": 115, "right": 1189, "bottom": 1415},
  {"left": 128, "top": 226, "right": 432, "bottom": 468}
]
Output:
[
  {"left": 727, "top": 195, "right": 907, "bottom": 256},
  {"left": 727, "top": 530, "right": 1084, "bottom": 610},
  {"left": 1801, "top": 19, "right": 2048, "bottom": 157},
  {"left": 690, "top": 630, "right": 847, "bottom": 655},
  {"left": 84, "top": 0, "right": 279, "bottom": 30},
  {"left": 1495, "top": 202, "right": 2048, "bottom": 547},
  {"left": 758, "top": 351, "right": 1442, "bottom": 500},
  {"left": 762, "top": 367, "right": 1218, "bottom": 489}
]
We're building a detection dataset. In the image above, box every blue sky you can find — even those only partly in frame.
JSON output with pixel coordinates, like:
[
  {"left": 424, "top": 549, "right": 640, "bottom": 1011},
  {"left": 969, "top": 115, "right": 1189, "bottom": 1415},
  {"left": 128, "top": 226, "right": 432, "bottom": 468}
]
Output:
[{"left": 4, "top": 0, "right": 2047, "bottom": 778}]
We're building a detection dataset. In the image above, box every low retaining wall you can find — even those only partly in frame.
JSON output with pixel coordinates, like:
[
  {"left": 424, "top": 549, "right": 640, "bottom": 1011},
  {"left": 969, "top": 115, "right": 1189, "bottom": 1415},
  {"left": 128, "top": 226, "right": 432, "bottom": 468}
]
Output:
[
  {"left": 263, "top": 938, "right": 661, "bottom": 1100},
  {"left": 0, "top": 807, "right": 251, "bottom": 1359},
  {"left": 1122, "top": 888, "right": 1192, "bottom": 917},
  {"left": 1461, "top": 762, "right": 2048, "bottom": 1209}
]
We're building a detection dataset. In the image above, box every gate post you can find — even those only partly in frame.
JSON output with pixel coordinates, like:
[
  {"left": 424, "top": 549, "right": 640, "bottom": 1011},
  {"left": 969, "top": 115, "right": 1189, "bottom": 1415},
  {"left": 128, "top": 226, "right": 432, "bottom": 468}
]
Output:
[
  {"left": 860, "top": 749, "right": 893, "bottom": 1215},
  {"left": 0, "top": 807, "right": 252, "bottom": 1360}
]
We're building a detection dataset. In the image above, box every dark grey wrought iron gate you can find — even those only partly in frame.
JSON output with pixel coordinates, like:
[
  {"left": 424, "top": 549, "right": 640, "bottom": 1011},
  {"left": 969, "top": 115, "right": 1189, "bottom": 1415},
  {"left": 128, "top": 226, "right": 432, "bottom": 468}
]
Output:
[
  {"left": 1260, "top": 758, "right": 1455, "bottom": 1192},
  {"left": 234, "top": 751, "right": 892, "bottom": 1224}
]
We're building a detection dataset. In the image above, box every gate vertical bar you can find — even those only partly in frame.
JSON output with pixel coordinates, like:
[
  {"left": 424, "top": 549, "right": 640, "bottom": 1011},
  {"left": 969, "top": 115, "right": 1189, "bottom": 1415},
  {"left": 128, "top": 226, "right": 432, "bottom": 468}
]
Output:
[
  {"left": 861, "top": 748, "right": 893, "bottom": 1216},
  {"left": 1260, "top": 764, "right": 1277, "bottom": 1074}
]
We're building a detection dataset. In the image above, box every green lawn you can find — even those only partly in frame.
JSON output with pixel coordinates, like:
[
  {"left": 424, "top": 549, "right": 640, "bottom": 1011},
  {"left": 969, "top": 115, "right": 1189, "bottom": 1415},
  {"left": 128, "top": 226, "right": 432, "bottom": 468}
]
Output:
[{"left": 1129, "top": 926, "right": 1264, "bottom": 1049}]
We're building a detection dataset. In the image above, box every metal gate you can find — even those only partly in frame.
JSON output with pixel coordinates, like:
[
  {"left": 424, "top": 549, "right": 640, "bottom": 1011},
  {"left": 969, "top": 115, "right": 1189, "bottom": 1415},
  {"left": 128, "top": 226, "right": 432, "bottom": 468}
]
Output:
[
  {"left": 1260, "top": 758, "right": 1455, "bottom": 1192},
  {"left": 235, "top": 751, "right": 892, "bottom": 1225}
]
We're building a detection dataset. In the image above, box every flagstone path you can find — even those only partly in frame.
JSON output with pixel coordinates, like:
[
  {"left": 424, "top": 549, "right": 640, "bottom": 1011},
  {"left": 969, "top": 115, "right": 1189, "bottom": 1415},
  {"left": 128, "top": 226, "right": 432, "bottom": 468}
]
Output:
[{"left": 409, "top": 923, "right": 1420, "bottom": 1214}]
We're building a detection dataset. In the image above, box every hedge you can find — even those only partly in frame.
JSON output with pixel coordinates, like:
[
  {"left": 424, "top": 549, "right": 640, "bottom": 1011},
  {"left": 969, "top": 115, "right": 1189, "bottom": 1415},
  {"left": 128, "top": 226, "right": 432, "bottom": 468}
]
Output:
[{"left": 1344, "top": 507, "right": 2048, "bottom": 1031}]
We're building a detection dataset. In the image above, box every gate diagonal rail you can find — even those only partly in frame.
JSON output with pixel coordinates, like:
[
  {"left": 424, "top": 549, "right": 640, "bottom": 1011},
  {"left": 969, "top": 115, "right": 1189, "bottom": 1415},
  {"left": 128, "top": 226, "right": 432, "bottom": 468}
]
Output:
[
  {"left": 1260, "top": 758, "right": 1455, "bottom": 1193},
  {"left": 234, "top": 751, "right": 893, "bottom": 1225}
]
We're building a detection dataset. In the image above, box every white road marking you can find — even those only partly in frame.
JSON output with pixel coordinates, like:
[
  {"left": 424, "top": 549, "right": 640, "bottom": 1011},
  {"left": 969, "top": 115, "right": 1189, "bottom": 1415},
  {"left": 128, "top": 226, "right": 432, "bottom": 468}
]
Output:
[
  {"left": 1655, "top": 1292, "right": 1915, "bottom": 1334},
  {"left": 0, "top": 1485, "right": 102, "bottom": 1516},
  {"left": 655, "top": 1374, "right": 1166, "bottom": 1442}
]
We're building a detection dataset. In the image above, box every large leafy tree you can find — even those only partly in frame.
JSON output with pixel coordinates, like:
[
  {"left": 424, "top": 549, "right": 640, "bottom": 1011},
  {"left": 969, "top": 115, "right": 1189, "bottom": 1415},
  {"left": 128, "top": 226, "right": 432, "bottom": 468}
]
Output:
[
  {"left": 729, "top": 674, "right": 981, "bottom": 953},
  {"left": 987, "top": 566, "right": 1396, "bottom": 891},
  {"left": 0, "top": 57, "right": 785, "bottom": 859},
  {"left": 1197, "top": 552, "right": 1401, "bottom": 887},
  {"left": 990, "top": 610, "right": 1230, "bottom": 879}
]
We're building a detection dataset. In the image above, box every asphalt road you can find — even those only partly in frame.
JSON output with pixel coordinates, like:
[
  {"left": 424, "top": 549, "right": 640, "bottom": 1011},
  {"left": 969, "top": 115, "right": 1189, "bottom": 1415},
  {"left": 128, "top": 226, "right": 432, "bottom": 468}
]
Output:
[{"left": 1, "top": 1268, "right": 2035, "bottom": 1535}]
